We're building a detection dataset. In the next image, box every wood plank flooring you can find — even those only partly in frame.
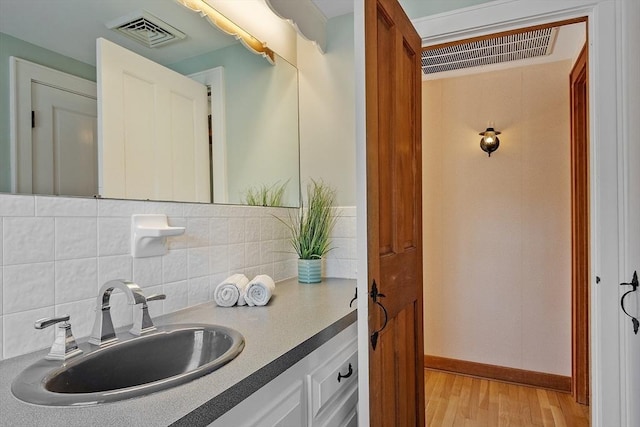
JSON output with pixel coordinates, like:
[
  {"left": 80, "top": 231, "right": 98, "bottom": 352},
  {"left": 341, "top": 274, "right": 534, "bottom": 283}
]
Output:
[{"left": 425, "top": 369, "right": 590, "bottom": 427}]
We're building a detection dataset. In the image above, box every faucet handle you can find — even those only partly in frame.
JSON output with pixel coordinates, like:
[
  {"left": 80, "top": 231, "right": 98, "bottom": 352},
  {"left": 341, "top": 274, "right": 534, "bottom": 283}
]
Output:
[
  {"left": 129, "top": 293, "right": 166, "bottom": 336},
  {"left": 34, "top": 314, "right": 83, "bottom": 361},
  {"left": 146, "top": 293, "right": 166, "bottom": 302},
  {"left": 35, "top": 314, "right": 70, "bottom": 330}
]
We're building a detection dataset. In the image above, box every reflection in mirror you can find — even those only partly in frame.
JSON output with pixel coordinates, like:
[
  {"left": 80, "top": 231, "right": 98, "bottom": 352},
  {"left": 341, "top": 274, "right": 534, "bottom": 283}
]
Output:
[{"left": 0, "top": 0, "right": 300, "bottom": 207}]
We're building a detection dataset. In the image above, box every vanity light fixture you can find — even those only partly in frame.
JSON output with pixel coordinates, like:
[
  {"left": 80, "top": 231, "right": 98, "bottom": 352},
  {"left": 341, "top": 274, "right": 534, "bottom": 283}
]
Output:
[
  {"left": 176, "top": 0, "right": 275, "bottom": 64},
  {"left": 479, "top": 124, "right": 501, "bottom": 157}
]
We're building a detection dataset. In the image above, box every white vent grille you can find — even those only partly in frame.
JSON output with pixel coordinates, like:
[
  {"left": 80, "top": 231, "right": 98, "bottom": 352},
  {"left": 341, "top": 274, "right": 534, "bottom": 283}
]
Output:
[
  {"left": 422, "top": 28, "right": 558, "bottom": 75},
  {"left": 107, "top": 11, "right": 186, "bottom": 48}
]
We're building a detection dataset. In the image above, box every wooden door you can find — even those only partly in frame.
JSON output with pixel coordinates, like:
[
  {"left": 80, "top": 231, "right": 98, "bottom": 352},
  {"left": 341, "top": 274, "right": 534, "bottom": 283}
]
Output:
[
  {"left": 365, "top": 0, "right": 425, "bottom": 425},
  {"left": 97, "top": 38, "right": 210, "bottom": 203},
  {"left": 570, "top": 43, "right": 590, "bottom": 406},
  {"left": 31, "top": 82, "right": 97, "bottom": 197}
]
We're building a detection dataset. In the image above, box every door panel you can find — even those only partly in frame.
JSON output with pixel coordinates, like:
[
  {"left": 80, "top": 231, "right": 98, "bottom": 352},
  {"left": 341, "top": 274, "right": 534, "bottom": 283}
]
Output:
[
  {"left": 365, "top": 0, "right": 424, "bottom": 425},
  {"left": 97, "top": 37, "right": 209, "bottom": 203},
  {"left": 31, "top": 82, "right": 97, "bottom": 197}
]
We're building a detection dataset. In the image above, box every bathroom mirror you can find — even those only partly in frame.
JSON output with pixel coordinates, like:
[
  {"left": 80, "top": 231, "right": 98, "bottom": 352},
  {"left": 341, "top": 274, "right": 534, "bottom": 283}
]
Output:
[{"left": 0, "top": 0, "right": 301, "bottom": 207}]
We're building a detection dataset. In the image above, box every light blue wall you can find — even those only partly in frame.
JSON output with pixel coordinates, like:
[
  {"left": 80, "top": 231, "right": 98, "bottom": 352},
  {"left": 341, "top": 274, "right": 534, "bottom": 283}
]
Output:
[
  {"left": 399, "top": 0, "right": 494, "bottom": 18},
  {"left": 169, "top": 44, "right": 300, "bottom": 206},
  {"left": 0, "top": 32, "right": 95, "bottom": 192}
]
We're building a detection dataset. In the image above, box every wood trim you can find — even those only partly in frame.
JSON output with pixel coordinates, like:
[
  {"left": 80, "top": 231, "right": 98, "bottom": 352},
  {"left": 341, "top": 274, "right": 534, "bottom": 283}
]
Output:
[
  {"left": 424, "top": 355, "right": 572, "bottom": 393},
  {"left": 570, "top": 42, "right": 590, "bottom": 405},
  {"left": 423, "top": 16, "right": 587, "bottom": 51}
]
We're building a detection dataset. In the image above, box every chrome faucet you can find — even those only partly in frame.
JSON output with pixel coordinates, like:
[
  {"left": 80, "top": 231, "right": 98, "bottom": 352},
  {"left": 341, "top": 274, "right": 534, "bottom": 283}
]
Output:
[
  {"left": 34, "top": 314, "right": 83, "bottom": 361},
  {"left": 89, "top": 279, "right": 147, "bottom": 347},
  {"left": 130, "top": 293, "right": 166, "bottom": 336}
]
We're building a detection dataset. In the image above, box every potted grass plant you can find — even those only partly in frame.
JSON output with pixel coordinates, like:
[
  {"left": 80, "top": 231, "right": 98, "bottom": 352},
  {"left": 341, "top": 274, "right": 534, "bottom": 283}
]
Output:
[{"left": 279, "top": 179, "right": 337, "bottom": 283}]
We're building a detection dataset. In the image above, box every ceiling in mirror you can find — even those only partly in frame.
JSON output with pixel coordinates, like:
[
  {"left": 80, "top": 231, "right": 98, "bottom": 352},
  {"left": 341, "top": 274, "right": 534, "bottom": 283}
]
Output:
[
  {"left": 0, "top": 0, "right": 301, "bottom": 207},
  {"left": 0, "top": 0, "right": 238, "bottom": 67}
]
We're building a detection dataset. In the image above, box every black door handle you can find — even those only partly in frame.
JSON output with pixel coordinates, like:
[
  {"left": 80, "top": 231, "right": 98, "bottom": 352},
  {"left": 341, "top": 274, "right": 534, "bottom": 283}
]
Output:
[
  {"left": 620, "top": 271, "right": 639, "bottom": 335},
  {"left": 337, "top": 363, "right": 353, "bottom": 382},
  {"left": 369, "top": 280, "right": 388, "bottom": 350}
]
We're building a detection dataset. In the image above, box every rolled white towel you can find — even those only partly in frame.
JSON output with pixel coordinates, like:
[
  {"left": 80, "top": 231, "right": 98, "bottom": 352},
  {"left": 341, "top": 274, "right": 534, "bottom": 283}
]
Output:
[
  {"left": 244, "top": 275, "right": 276, "bottom": 307},
  {"left": 214, "top": 274, "right": 249, "bottom": 307}
]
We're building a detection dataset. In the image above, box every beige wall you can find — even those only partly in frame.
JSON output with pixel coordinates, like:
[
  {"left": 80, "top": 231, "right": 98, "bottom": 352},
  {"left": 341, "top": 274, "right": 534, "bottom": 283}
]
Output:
[{"left": 422, "top": 60, "right": 573, "bottom": 375}]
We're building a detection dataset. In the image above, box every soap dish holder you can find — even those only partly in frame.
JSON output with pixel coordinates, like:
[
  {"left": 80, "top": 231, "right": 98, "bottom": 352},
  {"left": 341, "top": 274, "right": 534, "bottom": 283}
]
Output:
[{"left": 131, "top": 214, "right": 185, "bottom": 258}]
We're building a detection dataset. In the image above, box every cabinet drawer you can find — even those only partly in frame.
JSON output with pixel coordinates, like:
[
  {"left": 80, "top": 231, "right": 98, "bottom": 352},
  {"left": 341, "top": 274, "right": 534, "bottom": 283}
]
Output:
[{"left": 307, "top": 334, "right": 358, "bottom": 425}]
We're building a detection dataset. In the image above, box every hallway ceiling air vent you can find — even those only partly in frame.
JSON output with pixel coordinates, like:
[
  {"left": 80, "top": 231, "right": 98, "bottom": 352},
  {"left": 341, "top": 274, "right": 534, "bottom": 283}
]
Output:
[
  {"left": 421, "top": 27, "right": 558, "bottom": 75},
  {"left": 107, "top": 10, "right": 186, "bottom": 49}
]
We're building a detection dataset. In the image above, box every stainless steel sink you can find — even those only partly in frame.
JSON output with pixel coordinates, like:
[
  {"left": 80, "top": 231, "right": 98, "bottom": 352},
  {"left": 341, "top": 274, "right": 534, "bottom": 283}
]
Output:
[{"left": 11, "top": 323, "right": 244, "bottom": 406}]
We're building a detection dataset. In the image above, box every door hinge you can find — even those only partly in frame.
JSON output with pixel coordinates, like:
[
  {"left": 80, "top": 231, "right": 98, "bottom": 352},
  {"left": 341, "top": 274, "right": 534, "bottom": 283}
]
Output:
[{"left": 31, "top": 110, "right": 35, "bottom": 128}]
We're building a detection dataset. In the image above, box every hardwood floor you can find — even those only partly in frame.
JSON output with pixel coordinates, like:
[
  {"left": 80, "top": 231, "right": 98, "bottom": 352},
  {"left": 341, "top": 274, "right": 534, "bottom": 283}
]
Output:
[{"left": 425, "top": 369, "right": 590, "bottom": 427}]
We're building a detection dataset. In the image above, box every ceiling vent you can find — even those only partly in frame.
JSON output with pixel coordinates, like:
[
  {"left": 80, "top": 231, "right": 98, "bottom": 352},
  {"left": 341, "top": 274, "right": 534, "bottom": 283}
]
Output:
[
  {"left": 422, "top": 27, "right": 558, "bottom": 76},
  {"left": 106, "top": 10, "right": 186, "bottom": 49}
]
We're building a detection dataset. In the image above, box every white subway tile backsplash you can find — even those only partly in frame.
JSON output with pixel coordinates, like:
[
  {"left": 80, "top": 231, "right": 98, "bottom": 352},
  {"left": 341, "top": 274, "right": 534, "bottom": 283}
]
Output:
[
  {"left": 245, "top": 242, "right": 260, "bottom": 269},
  {"left": 0, "top": 316, "right": 3, "bottom": 361},
  {"left": 228, "top": 244, "right": 245, "bottom": 271},
  {"left": 260, "top": 241, "right": 274, "bottom": 264},
  {"left": 187, "top": 218, "right": 210, "bottom": 248},
  {"left": 0, "top": 195, "right": 35, "bottom": 216},
  {"left": 98, "top": 217, "right": 131, "bottom": 256},
  {"left": 133, "top": 256, "right": 163, "bottom": 287},
  {"left": 98, "top": 199, "right": 146, "bottom": 217},
  {"left": 143, "top": 201, "right": 184, "bottom": 217},
  {"left": 3, "top": 306, "right": 54, "bottom": 359},
  {"left": 55, "top": 217, "right": 97, "bottom": 260},
  {"left": 228, "top": 218, "right": 245, "bottom": 244},
  {"left": 36, "top": 196, "right": 97, "bottom": 217},
  {"left": 164, "top": 281, "right": 188, "bottom": 313},
  {"left": 244, "top": 218, "right": 261, "bottom": 242},
  {"left": 333, "top": 216, "right": 356, "bottom": 239},
  {"left": 3, "top": 217, "right": 55, "bottom": 265},
  {"left": 0, "top": 193, "right": 354, "bottom": 360},
  {"left": 98, "top": 255, "right": 133, "bottom": 286},
  {"left": 188, "top": 277, "right": 210, "bottom": 306},
  {"left": 188, "top": 247, "right": 210, "bottom": 278},
  {"left": 210, "top": 218, "right": 229, "bottom": 245},
  {"left": 210, "top": 245, "right": 229, "bottom": 274},
  {"left": 55, "top": 298, "right": 96, "bottom": 339},
  {"left": 55, "top": 258, "right": 98, "bottom": 304},
  {"left": 3, "top": 263, "right": 54, "bottom": 313},
  {"left": 163, "top": 249, "right": 187, "bottom": 283},
  {"left": 0, "top": 220, "right": 3, "bottom": 266},
  {"left": 260, "top": 216, "right": 278, "bottom": 242},
  {"left": 183, "top": 203, "right": 217, "bottom": 218}
]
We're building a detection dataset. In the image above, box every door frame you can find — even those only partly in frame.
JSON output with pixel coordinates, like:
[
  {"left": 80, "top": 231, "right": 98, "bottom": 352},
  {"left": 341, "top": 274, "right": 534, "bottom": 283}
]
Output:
[
  {"left": 356, "top": 0, "right": 628, "bottom": 424},
  {"left": 410, "top": 1, "right": 624, "bottom": 426},
  {"left": 9, "top": 57, "right": 97, "bottom": 194},
  {"left": 188, "top": 67, "right": 229, "bottom": 204},
  {"left": 570, "top": 43, "right": 590, "bottom": 405}
]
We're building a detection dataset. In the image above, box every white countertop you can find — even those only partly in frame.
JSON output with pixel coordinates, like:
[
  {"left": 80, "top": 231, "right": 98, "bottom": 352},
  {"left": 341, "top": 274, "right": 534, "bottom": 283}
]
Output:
[{"left": 0, "top": 278, "right": 357, "bottom": 427}]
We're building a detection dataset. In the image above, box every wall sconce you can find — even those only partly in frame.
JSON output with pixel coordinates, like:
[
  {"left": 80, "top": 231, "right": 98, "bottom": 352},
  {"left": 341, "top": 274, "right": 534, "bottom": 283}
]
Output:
[{"left": 479, "top": 125, "right": 501, "bottom": 157}]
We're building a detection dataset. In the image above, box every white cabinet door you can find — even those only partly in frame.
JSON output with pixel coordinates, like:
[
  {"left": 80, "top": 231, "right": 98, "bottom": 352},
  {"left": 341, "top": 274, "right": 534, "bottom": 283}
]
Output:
[
  {"left": 210, "top": 323, "right": 358, "bottom": 427},
  {"left": 97, "top": 38, "right": 209, "bottom": 203}
]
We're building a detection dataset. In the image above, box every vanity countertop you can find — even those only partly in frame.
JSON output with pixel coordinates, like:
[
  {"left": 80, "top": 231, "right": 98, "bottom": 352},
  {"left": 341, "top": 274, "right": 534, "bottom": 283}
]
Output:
[{"left": 0, "top": 278, "right": 357, "bottom": 427}]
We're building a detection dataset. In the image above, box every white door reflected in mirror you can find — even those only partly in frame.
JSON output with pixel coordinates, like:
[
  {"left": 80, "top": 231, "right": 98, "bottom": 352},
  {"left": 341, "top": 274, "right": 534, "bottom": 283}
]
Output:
[{"left": 98, "top": 38, "right": 210, "bottom": 203}]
